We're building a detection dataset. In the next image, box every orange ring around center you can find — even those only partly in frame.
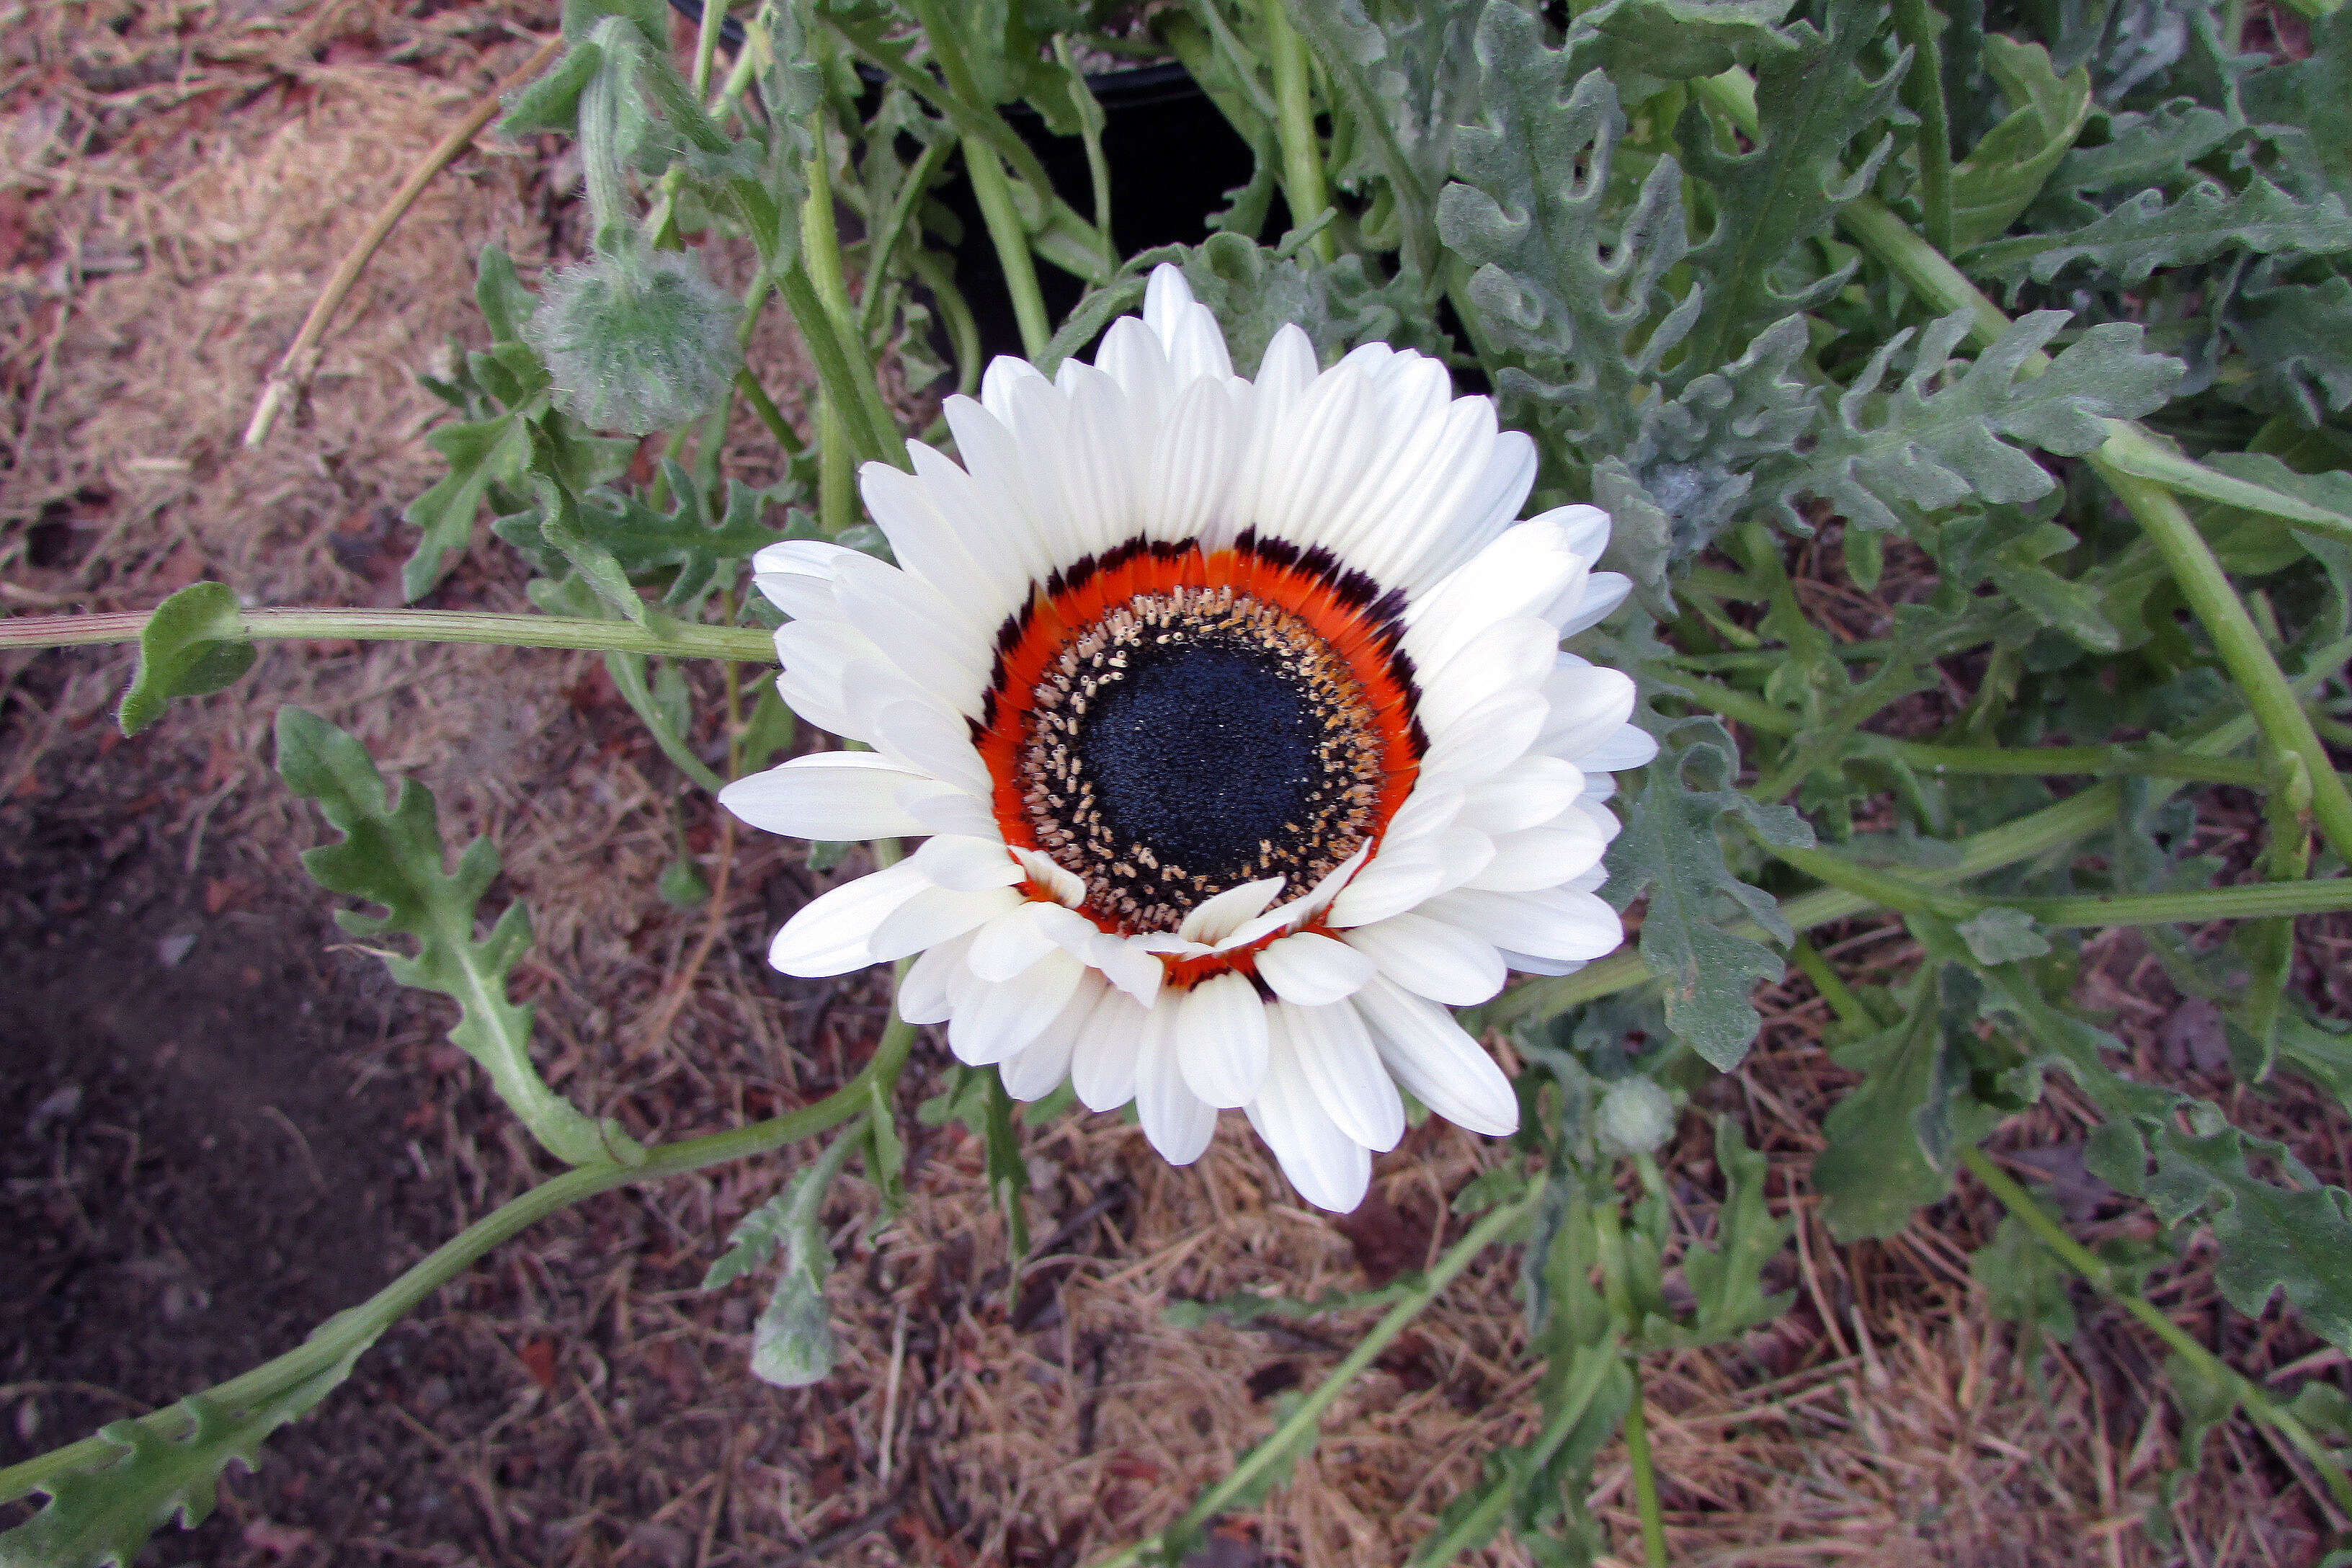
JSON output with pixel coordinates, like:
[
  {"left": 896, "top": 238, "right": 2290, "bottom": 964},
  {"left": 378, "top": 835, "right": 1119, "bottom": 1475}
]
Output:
[{"left": 975, "top": 536, "right": 1422, "bottom": 947}]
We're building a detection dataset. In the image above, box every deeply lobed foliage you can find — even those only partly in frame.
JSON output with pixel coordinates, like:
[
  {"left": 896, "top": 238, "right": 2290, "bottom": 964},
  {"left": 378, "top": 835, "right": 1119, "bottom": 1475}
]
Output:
[{"left": 12, "top": 0, "right": 2352, "bottom": 1563}]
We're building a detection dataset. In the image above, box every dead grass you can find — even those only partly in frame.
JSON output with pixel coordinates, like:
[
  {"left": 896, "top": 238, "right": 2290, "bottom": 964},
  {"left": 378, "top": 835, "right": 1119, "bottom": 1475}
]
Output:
[{"left": 4, "top": 4, "right": 2351, "bottom": 1565}]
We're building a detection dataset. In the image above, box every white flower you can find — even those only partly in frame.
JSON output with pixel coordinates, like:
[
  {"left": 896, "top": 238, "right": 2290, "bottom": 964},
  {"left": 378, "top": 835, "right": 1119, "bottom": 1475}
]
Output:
[{"left": 721, "top": 265, "right": 1654, "bottom": 1213}]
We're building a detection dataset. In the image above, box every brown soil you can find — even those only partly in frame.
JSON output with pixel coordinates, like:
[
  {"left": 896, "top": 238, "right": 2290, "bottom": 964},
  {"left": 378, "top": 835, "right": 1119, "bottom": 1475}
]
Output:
[{"left": 4, "top": 4, "right": 2350, "bottom": 1568}]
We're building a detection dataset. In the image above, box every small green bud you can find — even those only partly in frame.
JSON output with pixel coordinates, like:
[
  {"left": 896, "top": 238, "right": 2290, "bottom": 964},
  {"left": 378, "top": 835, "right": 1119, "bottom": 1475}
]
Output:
[
  {"left": 525, "top": 245, "right": 741, "bottom": 435},
  {"left": 1597, "top": 1077, "right": 1677, "bottom": 1157}
]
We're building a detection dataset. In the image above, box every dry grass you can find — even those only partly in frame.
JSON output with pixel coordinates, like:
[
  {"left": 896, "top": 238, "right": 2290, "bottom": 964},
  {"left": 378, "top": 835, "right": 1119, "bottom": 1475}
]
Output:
[{"left": 4, "top": 4, "right": 2350, "bottom": 1565}]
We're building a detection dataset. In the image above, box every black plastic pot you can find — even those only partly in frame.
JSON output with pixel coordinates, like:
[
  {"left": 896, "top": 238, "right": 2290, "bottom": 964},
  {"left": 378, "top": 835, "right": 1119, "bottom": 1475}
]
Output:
[{"left": 662, "top": 0, "right": 1259, "bottom": 360}]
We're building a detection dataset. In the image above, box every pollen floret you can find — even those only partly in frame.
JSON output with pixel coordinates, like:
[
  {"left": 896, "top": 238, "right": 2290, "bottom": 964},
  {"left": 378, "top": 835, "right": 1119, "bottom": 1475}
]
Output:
[{"left": 720, "top": 264, "right": 1653, "bottom": 1213}]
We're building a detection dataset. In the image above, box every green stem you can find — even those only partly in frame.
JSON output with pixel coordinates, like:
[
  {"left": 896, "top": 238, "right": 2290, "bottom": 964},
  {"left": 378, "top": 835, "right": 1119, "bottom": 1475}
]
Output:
[
  {"left": 963, "top": 133, "right": 1053, "bottom": 360},
  {"left": 819, "top": 394, "right": 852, "bottom": 538},
  {"left": 0, "top": 1015, "right": 917, "bottom": 1508},
  {"left": 1688, "top": 69, "right": 2352, "bottom": 866},
  {"left": 1959, "top": 1146, "right": 2352, "bottom": 1519},
  {"left": 736, "top": 366, "right": 806, "bottom": 455},
  {"left": 1775, "top": 839, "right": 2352, "bottom": 927},
  {"left": 690, "top": 0, "right": 725, "bottom": 98},
  {"left": 1889, "top": 0, "right": 1953, "bottom": 256},
  {"left": 774, "top": 262, "right": 901, "bottom": 470},
  {"left": 1085, "top": 1190, "right": 1535, "bottom": 1568},
  {"left": 1262, "top": 0, "right": 1335, "bottom": 261},
  {"left": 1621, "top": 1368, "right": 1670, "bottom": 1568},
  {"left": 0, "top": 607, "right": 776, "bottom": 661}
]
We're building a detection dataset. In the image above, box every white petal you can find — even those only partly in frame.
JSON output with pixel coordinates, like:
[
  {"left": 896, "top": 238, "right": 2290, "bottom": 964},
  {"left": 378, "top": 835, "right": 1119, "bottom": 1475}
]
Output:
[
  {"left": 1087, "top": 931, "right": 1166, "bottom": 1007},
  {"left": 1070, "top": 983, "right": 1144, "bottom": 1111},
  {"left": 860, "top": 460, "right": 1025, "bottom": 625},
  {"left": 1247, "top": 1012, "right": 1373, "bottom": 1213},
  {"left": 752, "top": 538, "right": 857, "bottom": 619},
  {"left": 1463, "top": 818, "right": 1607, "bottom": 893},
  {"left": 870, "top": 698, "right": 994, "bottom": 798},
  {"left": 865, "top": 883, "right": 1024, "bottom": 964},
  {"left": 1144, "top": 262, "right": 1234, "bottom": 385},
  {"left": 721, "top": 752, "right": 932, "bottom": 841},
  {"left": 1461, "top": 757, "right": 1588, "bottom": 835},
  {"left": 1556, "top": 571, "right": 1632, "bottom": 636},
  {"left": 1417, "top": 617, "right": 1561, "bottom": 740},
  {"left": 1143, "top": 375, "right": 1245, "bottom": 543},
  {"left": 1325, "top": 841, "right": 1448, "bottom": 928},
  {"left": 1012, "top": 846, "right": 1088, "bottom": 908},
  {"left": 1580, "top": 723, "right": 1661, "bottom": 773},
  {"left": 1279, "top": 999, "right": 1404, "bottom": 1153},
  {"left": 1536, "top": 504, "right": 1612, "bottom": 561},
  {"left": 1419, "top": 692, "right": 1548, "bottom": 786},
  {"left": 1353, "top": 976, "right": 1519, "bottom": 1137},
  {"left": 950, "top": 946, "right": 1086, "bottom": 1066},
  {"left": 901, "top": 784, "right": 1002, "bottom": 839},
  {"left": 1176, "top": 971, "right": 1270, "bottom": 1108},
  {"left": 1342, "top": 914, "right": 1507, "bottom": 1006},
  {"left": 1177, "top": 876, "right": 1286, "bottom": 945},
  {"left": 1421, "top": 888, "right": 1625, "bottom": 964},
  {"left": 1000, "top": 970, "right": 1102, "bottom": 1100},
  {"left": 909, "top": 834, "right": 1023, "bottom": 891},
  {"left": 1535, "top": 661, "right": 1637, "bottom": 760},
  {"left": 767, "top": 860, "right": 928, "bottom": 976},
  {"left": 829, "top": 552, "right": 992, "bottom": 718},
  {"left": 896, "top": 931, "right": 974, "bottom": 1025},
  {"left": 968, "top": 904, "right": 1057, "bottom": 981},
  {"left": 1136, "top": 1002, "right": 1218, "bottom": 1164},
  {"left": 1500, "top": 948, "right": 1587, "bottom": 977},
  {"left": 1255, "top": 930, "right": 1376, "bottom": 1007}
]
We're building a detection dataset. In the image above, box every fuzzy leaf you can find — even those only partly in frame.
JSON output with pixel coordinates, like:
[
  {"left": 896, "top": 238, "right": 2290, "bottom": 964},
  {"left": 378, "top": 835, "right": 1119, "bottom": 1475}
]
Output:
[
  {"left": 1973, "top": 1211, "right": 2079, "bottom": 1340},
  {"left": 275, "top": 708, "right": 637, "bottom": 1167},
  {"left": 401, "top": 414, "right": 531, "bottom": 600},
  {"left": 1813, "top": 973, "right": 2003, "bottom": 1242},
  {"left": 1675, "top": 1117, "right": 1795, "bottom": 1342},
  {"left": 1676, "top": 0, "right": 1909, "bottom": 370},
  {"left": 2242, "top": 8, "right": 2352, "bottom": 210},
  {"left": 2152, "top": 1126, "right": 2352, "bottom": 1350},
  {"left": 1956, "top": 905, "right": 2054, "bottom": 965},
  {"left": 2230, "top": 272, "right": 2352, "bottom": 424},
  {"left": 1572, "top": 0, "right": 1801, "bottom": 82},
  {"left": 498, "top": 39, "right": 604, "bottom": 138},
  {"left": 1947, "top": 36, "right": 2093, "bottom": 249},
  {"left": 1966, "top": 176, "right": 2352, "bottom": 291},
  {"left": 0, "top": 1353, "right": 361, "bottom": 1568},
  {"left": 1603, "top": 722, "right": 1812, "bottom": 1070},
  {"left": 733, "top": 1129, "right": 859, "bottom": 1387},
  {"left": 1636, "top": 313, "right": 1821, "bottom": 553},
  {"left": 1789, "top": 309, "right": 2183, "bottom": 528},
  {"left": 117, "top": 582, "right": 257, "bottom": 737},
  {"left": 1440, "top": 4, "right": 1690, "bottom": 451},
  {"left": 2043, "top": 98, "right": 2233, "bottom": 200}
]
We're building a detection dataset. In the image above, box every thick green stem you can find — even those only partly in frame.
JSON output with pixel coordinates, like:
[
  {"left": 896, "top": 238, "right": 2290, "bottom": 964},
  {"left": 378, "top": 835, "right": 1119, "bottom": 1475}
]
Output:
[
  {"left": 774, "top": 262, "right": 901, "bottom": 470},
  {"left": 1689, "top": 69, "right": 2352, "bottom": 865},
  {"left": 1085, "top": 1191, "right": 1534, "bottom": 1568},
  {"left": 1263, "top": 0, "right": 1335, "bottom": 261},
  {"left": 1959, "top": 1146, "right": 2352, "bottom": 1518},
  {"left": 0, "top": 1015, "right": 916, "bottom": 1508},
  {"left": 0, "top": 607, "right": 776, "bottom": 661},
  {"left": 1620, "top": 1368, "right": 1670, "bottom": 1568},
  {"left": 1774, "top": 839, "right": 2352, "bottom": 927},
  {"left": 1889, "top": 0, "right": 1953, "bottom": 255},
  {"left": 963, "top": 134, "right": 1053, "bottom": 360}
]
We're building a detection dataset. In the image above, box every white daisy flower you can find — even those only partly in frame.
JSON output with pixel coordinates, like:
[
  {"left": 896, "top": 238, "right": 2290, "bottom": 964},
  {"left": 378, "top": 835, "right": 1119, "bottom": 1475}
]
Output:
[{"left": 721, "top": 264, "right": 1655, "bottom": 1213}]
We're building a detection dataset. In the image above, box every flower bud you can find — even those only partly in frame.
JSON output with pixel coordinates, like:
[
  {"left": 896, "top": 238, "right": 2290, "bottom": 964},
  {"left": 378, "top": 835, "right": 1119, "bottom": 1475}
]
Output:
[
  {"left": 526, "top": 245, "right": 740, "bottom": 435},
  {"left": 1596, "top": 1077, "right": 1676, "bottom": 1157}
]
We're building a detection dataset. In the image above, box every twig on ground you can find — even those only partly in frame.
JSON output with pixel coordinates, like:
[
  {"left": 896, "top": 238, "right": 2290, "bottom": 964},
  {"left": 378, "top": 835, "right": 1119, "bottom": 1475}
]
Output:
[{"left": 242, "top": 31, "right": 564, "bottom": 448}]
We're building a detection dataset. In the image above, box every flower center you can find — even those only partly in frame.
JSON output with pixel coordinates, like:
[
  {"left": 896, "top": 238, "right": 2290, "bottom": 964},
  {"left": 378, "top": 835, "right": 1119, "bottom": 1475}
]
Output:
[{"left": 975, "top": 534, "right": 1424, "bottom": 936}]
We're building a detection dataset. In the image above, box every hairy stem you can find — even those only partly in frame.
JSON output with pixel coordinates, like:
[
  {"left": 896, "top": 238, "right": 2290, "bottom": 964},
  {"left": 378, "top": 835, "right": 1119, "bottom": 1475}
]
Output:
[
  {"left": 1959, "top": 1146, "right": 2352, "bottom": 1519},
  {"left": 1264, "top": 0, "right": 1335, "bottom": 262},
  {"left": 0, "top": 606, "right": 776, "bottom": 662},
  {"left": 0, "top": 1015, "right": 916, "bottom": 1507}
]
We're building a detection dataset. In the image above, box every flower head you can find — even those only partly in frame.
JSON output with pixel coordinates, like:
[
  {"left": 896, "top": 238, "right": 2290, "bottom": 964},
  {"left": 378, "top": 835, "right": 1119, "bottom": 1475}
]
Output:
[
  {"left": 721, "top": 266, "right": 1654, "bottom": 1212},
  {"left": 527, "top": 244, "right": 741, "bottom": 436}
]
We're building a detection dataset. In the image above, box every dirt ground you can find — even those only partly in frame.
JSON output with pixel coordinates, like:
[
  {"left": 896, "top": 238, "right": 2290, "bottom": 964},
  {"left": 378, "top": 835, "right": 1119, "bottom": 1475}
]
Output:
[{"left": 4, "top": 3, "right": 2351, "bottom": 1566}]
